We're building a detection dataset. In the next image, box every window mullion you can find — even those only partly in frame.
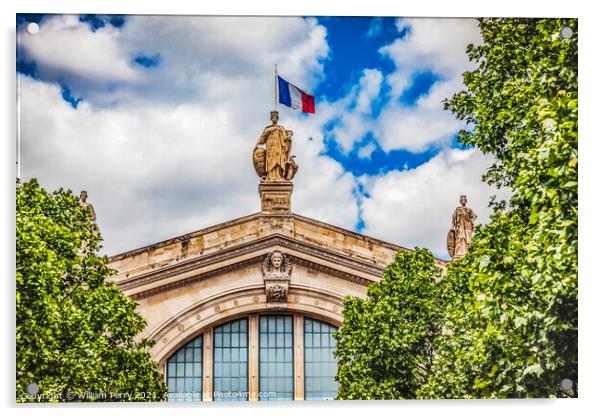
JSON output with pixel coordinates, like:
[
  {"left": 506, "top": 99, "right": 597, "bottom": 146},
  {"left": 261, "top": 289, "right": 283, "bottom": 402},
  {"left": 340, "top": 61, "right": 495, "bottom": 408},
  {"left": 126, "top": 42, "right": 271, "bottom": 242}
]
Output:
[
  {"left": 294, "top": 314, "right": 305, "bottom": 400},
  {"left": 248, "top": 314, "right": 259, "bottom": 401},
  {"left": 203, "top": 330, "right": 213, "bottom": 401}
]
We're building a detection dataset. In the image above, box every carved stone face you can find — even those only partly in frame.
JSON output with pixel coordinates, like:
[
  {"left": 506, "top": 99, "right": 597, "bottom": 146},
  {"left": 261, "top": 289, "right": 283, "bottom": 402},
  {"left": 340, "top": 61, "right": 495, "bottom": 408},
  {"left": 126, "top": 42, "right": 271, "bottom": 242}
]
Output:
[
  {"left": 271, "top": 253, "right": 283, "bottom": 270},
  {"left": 460, "top": 195, "right": 467, "bottom": 206},
  {"left": 80, "top": 191, "right": 87, "bottom": 202}
]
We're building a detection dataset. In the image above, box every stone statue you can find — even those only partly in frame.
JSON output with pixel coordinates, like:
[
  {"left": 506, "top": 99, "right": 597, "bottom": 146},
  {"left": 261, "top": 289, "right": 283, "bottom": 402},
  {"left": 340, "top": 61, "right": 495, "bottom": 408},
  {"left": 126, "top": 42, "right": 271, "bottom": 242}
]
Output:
[
  {"left": 77, "top": 191, "right": 99, "bottom": 255},
  {"left": 448, "top": 195, "right": 477, "bottom": 259},
  {"left": 261, "top": 250, "right": 292, "bottom": 305},
  {"left": 253, "top": 111, "right": 298, "bottom": 181},
  {"left": 79, "top": 191, "right": 97, "bottom": 223},
  {"left": 284, "top": 155, "right": 298, "bottom": 181}
]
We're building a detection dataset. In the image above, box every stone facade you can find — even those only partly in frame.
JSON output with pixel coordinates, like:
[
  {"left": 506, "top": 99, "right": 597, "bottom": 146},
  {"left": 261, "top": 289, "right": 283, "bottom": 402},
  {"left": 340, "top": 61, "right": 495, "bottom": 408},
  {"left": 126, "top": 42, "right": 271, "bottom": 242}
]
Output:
[
  {"left": 107, "top": 209, "right": 446, "bottom": 400},
  {"left": 107, "top": 114, "right": 447, "bottom": 400}
]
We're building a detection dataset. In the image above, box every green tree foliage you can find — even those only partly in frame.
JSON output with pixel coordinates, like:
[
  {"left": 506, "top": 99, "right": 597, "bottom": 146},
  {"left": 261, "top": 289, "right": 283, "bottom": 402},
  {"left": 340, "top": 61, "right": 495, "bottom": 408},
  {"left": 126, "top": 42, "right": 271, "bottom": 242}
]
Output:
[
  {"left": 334, "top": 18, "right": 577, "bottom": 400},
  {"left": 16, "top": 179, "right": 166, "bottom": 402},
  {"left": 419, "top": 18, "right": 578, "bottom": 398},
  {"left": 334, "top": 249, "right": 444, "bottom": 399}
]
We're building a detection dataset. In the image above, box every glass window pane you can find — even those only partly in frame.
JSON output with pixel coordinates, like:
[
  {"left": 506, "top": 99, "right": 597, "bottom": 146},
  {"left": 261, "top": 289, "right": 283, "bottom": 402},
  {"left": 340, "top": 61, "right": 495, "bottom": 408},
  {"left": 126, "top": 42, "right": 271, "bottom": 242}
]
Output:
[
  {"left": 259, "top": 315, "right": 293, "bottom": 401},
  {"left": 213, "top": 318, "right": 249, "bottom": 401},
  {"left": 166, "top": 335, "right": 203, "bottom": 402},
  {"left": 304, "top": 318, "right": 338, "bottom": 400},
  {"left": 305, "top": 333, "right": 312, "bottom": 348}
]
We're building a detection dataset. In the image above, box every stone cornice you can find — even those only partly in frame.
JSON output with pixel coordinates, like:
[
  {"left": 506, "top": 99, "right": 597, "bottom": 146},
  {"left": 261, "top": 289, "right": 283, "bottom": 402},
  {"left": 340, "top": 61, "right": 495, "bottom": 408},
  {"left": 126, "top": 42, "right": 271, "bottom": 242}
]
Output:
[
  {"left": 120, "top": 234, "right": 379, "bottom": 300},
  {"left": 108, "top": 212, "right": 448, "bottom": 265},
  {"left": 128, "top": 256, "right": 264, "bottom": 300},
  {"left": 293, "top": 213, "right": 406, "bottom": 253},
  {"left": 107, "top": 212, "right": 262, "bottom": 262}
]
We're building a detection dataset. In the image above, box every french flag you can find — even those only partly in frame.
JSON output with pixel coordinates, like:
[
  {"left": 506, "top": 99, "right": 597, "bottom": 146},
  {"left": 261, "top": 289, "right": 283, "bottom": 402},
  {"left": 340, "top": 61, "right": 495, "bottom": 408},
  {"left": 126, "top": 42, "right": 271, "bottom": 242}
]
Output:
[{"left": 277, "top": 76, "right": 315, "bottom": 114}]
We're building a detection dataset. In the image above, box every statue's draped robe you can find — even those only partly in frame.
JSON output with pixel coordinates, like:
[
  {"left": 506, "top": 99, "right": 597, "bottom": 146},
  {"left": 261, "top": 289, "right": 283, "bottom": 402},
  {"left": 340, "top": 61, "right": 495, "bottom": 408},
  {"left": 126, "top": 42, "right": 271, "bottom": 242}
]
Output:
[
  {"left": 259, "top": 125, "right": 288, "bottom": 180},
  {"left": 452, "top": 206, "right": 476, "bottom": 258}
]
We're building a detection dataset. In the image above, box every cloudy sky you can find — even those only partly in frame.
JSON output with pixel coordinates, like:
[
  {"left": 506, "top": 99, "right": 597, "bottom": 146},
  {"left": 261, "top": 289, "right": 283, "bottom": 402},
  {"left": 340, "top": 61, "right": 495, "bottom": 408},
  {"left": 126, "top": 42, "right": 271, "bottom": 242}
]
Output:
[{"left": 16, "top": 14, "right": 509, "bottom": 259}]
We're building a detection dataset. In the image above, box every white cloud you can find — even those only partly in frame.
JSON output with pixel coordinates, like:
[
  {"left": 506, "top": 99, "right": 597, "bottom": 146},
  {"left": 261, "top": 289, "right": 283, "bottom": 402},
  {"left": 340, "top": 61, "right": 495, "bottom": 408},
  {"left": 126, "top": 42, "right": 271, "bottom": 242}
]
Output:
[
  {"left": 389, "top": 17, "right": 482, "bottom": 77},
  {"left": 357, "top": 142, "right": 377, "bottom": 159},
  {"left": 329, "top": 68, "right": 383, "bottom": 153},
  {"left": 370, "top": 18, "right": 482, "bottom": 153},
  {"left": 321, "top": 18, "right": 481, "bottom": 154},
  {"left": 374, "top": 99, "right": 461, "bottom": 153},
  {"left": 18, "top": 16, "right": 359, "bottom": 256},
  {"left": 18, "top": 15, "right": 140, "bottom": 94},
  {"left": 360, "top": 148, "right": 511, "bottom": 259}
]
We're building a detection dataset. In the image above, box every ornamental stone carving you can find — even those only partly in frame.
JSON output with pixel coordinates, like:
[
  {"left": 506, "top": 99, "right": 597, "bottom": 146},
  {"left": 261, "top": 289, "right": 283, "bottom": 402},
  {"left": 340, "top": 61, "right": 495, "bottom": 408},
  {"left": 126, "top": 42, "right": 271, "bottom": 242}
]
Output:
[{"left": 261, "top": 250, "right": 292, "bottom": 307}]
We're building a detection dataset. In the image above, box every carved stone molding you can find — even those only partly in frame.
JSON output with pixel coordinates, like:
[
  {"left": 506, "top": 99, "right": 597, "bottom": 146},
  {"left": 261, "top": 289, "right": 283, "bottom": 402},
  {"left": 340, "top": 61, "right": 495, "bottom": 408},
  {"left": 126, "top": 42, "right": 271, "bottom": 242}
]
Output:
[
  {"left": 129, "top": 256, "right": 264, "bottom": 300},
  {"left": 148, "top": 287, "right": 344, "bottom": 365},
  {"left": 117, "top": 234, "right": 382, "bottom": 300}
]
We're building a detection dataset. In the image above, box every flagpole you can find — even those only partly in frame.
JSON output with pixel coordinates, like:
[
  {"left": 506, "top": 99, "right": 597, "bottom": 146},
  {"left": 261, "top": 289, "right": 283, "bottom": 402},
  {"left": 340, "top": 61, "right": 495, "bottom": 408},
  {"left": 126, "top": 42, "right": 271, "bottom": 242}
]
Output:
[{"left": 274, "top": 64, "right": 278, "bottom": 112}]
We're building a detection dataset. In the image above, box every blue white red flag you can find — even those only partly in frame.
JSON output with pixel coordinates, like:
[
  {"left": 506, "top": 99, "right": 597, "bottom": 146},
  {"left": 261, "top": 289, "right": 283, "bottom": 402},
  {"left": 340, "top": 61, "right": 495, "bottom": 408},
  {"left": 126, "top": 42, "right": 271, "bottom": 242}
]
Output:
[{"left": 277, "top": 76, "right": 315, "bottom": 113}]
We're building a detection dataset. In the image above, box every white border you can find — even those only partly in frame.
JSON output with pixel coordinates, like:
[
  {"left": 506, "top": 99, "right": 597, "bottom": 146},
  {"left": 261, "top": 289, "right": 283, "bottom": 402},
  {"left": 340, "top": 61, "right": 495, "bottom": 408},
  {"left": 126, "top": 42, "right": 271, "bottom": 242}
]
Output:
[{"left": 2, "top": 1, "right": 599, "bottom": 415}]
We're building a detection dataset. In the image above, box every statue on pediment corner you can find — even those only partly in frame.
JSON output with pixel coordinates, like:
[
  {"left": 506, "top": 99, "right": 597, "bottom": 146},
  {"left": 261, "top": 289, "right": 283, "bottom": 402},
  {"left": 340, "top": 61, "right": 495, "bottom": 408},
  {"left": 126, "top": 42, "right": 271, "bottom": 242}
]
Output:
[{"left": 447, "top": 194, "right": 477, "bottom": 259}]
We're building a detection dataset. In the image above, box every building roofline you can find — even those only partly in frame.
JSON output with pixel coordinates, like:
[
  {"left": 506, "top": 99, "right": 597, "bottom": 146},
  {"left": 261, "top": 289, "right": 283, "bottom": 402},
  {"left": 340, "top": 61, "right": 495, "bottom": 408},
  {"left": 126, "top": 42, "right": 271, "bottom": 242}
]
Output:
[
  {"left": 106, "top": 212, "right": 263, "bottom": 262},
  {"left": 106, "top": 211, "right": 448, "bottom": 264}
]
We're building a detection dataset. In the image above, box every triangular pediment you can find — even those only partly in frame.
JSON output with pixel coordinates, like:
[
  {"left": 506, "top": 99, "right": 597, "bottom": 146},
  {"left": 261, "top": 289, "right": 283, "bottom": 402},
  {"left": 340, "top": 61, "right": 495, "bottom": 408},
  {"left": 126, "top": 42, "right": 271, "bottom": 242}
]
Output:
[{"left": 108, "top": 212, "right": 436, "bottom": 300}]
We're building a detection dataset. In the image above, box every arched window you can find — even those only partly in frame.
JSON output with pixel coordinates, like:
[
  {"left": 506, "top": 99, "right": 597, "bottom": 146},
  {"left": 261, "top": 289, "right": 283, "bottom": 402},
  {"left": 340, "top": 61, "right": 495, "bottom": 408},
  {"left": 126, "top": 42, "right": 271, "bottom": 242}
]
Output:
[
  {"left": 166, "top": 335, "right": 203, "bottom": 401},
  {"left": 304, "top": 318, "right": 338, "bottom": 400},
  {"left": 259, "top": 315, "right": 294, "bottom": 400},
  {"left": 164, "top": 314, "right": 339, "bottom": 401},
  {"left": 213, "top": 318, "right": 249, "bottom": 401}
]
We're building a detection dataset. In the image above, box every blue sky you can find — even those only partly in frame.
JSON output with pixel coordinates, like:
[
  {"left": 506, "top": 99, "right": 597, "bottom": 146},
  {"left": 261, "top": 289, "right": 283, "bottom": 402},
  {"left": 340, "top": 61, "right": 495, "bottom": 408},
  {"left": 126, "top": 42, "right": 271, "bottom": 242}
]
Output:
[{"left": 16, "top": 14, "right": 505, "bottom": 258}]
